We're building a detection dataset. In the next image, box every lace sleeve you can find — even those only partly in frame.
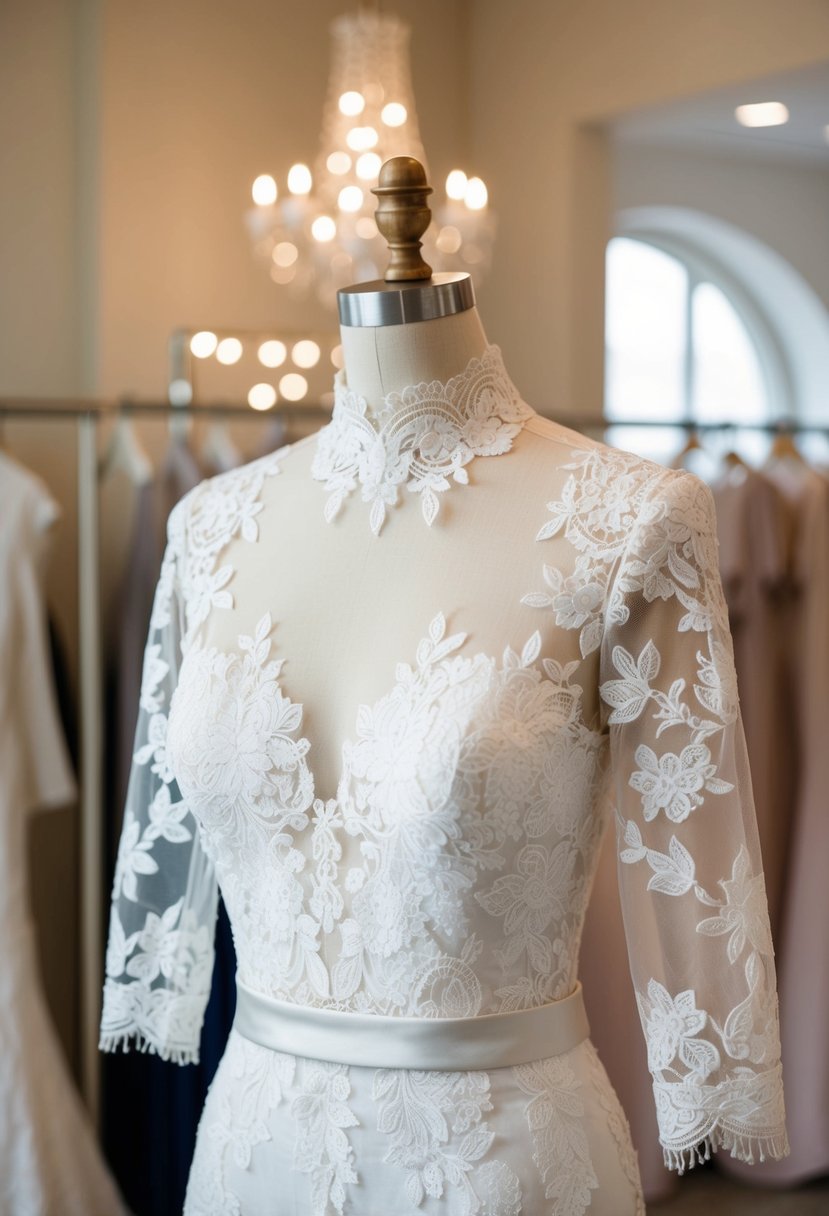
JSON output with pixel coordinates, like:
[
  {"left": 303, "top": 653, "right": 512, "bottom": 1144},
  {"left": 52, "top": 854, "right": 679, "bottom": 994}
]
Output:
[
  {"left": 598, "top": 466, "right": 789, "bottom": 1173},
  {"left": 99, "top": 498, "right": 219, "bottom": 1064}
]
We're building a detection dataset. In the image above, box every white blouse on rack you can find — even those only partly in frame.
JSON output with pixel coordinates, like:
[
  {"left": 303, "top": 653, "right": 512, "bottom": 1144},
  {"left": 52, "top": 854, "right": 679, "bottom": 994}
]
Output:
[{"left": 100, "top": 346, "right": 787, "bottom": 1215}]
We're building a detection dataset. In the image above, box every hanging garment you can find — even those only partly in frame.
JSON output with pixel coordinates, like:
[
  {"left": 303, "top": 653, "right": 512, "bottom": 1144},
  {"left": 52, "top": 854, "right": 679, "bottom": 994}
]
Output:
[
  {"left": 0, "top": 451, "right": 128, "bottom": 1216},
  {"left": 102, "top": 437, "right": 237, "bottom": 1216},
  {"left": 100, "top": 348, "right": 787, "bottom": 1214},
  {"left": 711, "top": 464, "right": 794, "bottom": 936},
  {"left": 723, "top": 457, "right": 829, "bottom": 1186}
]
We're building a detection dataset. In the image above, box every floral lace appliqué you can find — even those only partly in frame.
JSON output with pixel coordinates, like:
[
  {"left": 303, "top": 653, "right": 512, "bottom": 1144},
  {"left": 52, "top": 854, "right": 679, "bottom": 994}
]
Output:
[
  {"left": 513, "top": 1053, "right": 598, "bottom": 1214},
  {"left": 310, "top": 344, "right": 535, "bottom": 535}
]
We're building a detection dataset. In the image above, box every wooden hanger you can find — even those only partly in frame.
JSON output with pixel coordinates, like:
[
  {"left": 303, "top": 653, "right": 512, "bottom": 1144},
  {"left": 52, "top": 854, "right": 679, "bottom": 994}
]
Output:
[
  {"left": 201, "top": 420, "right": 242, "bottom": 473},
  {"left": 769, "top": 424, "right": 804, "bottom": 463}
]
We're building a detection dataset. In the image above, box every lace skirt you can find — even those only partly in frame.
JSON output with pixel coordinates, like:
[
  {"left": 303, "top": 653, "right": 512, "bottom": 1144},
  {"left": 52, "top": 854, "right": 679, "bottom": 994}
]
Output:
[{"left": 183, "top": 1031, "right": 644, "bottom": 1216}]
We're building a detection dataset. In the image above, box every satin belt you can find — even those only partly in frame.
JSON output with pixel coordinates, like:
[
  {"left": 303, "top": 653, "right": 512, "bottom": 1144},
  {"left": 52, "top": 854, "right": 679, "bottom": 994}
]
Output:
[{"left": 233, "top": 976, "right": 590, "bottom": 1070}]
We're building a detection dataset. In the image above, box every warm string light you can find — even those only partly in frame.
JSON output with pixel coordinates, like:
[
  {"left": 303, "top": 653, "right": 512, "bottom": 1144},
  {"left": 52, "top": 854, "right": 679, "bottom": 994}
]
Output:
[{"left": 244, "top": 10, "right": 495, "bottom": 308}]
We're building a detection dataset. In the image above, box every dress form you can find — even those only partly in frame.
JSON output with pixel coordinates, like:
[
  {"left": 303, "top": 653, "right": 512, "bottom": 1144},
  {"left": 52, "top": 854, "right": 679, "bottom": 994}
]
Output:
[{"left": 101, "top": 159, "right": 788, "bottom": 1214}]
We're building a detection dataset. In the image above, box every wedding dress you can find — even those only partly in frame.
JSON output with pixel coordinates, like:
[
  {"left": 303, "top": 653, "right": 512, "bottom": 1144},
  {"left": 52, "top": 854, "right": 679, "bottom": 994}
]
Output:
[
  {"left": 100, "top": 346, "right": 788, "bottom": 1215},
  {"left": 0, "top": 452, "right": 128, "bottom": 1216}
]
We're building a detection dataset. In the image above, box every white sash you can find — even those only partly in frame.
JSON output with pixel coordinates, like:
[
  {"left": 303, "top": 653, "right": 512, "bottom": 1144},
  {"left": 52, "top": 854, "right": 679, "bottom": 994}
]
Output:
[{"left": 233, "top": 976, "right": 590, "bottom": 1070}]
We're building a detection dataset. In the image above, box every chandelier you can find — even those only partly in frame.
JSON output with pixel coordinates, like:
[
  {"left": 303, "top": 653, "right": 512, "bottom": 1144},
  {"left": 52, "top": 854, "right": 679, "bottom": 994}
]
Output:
[{"left": 245, "top": 10, "right": 494, "bottom": 309}]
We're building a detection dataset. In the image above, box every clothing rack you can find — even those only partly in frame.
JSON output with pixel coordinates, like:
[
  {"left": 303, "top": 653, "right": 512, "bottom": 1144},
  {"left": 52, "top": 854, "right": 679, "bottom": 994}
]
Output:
[{"left": 2, "top": 395, "right": 825, "bottom": 1129}]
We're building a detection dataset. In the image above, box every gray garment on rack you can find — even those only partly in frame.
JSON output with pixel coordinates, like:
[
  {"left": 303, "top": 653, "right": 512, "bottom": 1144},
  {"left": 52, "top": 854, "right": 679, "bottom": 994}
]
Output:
[{"left": 113, "top": 439, "right": 203, "bottom": 820}]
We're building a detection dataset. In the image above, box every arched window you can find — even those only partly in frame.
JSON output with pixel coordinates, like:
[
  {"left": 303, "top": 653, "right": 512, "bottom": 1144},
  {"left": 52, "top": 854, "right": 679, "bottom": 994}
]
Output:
[{"left": 604, "top": 235, "right": 775, "bottom": 463}]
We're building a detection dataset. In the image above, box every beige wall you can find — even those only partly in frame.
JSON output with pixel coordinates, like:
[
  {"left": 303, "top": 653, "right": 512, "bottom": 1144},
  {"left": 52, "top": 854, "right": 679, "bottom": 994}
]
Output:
[
  {"left": 468, "top": 0, "right": 829, "bottom": 415},
  {"left": 612, "top": 141, "right": 829, "bottom": 312}
]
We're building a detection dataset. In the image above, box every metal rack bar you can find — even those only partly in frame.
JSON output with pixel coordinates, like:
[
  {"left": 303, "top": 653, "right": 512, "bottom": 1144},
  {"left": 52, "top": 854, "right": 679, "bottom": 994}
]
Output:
[
  {"left": 0, "top": 399, "right": 331, "bottom": 421},
  {"left": 553, "top": 414, "right": 829, "bottom": 435},
  {"left": 3, "top": 398, "right": 828, "bottom": 435}
]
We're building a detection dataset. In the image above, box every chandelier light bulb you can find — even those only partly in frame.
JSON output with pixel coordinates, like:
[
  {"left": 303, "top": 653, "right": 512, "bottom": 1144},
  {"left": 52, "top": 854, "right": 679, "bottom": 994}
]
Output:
[
  {"left": 381, "top": 101, "right": 407, "bottom": 127},
  {"left": 346, "top": 126, "right": 379, "bottom": 151},
  {"left": 436, "top": 225, "right": 462, "bottom": 254},
  {"left": 327, "top": 151, "right": 352, "bottom": 175},
  {"left": 248, "top": 383, "right": 277, "bottom": 410},
  {"left": 464, "top": 177, "right": 488, "bottom": 210},
  {"left": 330, "top": 344, "right": 344, "bottom": 369},
  {"left": 168, "top": 379, "right": 192, "bottom": 406},
  {"left": 190, "top": 331, "right": 218, "bottom": 359},
  {"left": 311, "top": 215, "right": 337, "bottom": 242},
  {"left": 257, "top": 340, "right": 287, "bottom": 368},
  {"left": 292, "top": 339, "right": 321, "bottom": 368},
  {"left": 287, "top": 163, "right": 312, "bottom": 194},
  {"left": 735, "top": 101, "right": 789, "bottom": 128},
  {"left": 338, "top": 90, "right": 365, "bottom": 117},
  {"left": 279, "top": 372, "right": 309, "bottom": 401},
  {"left": 247, "top": 11, "right": 494, "bottom": 304},
  {"left": 355, "top": 152, "right": 382, "bottom": 181},
  {"left": 338, "top": 185, "right": 364, "bottom": 213},
  {"left": 216, "top": 337, "right": 243, "bottom": 365},
  {"left": 272, "top": 241, "right": 298, "bottom": 267},
  {"left": 445, "top": 169, "right": 468, "bottom": 201},
  {"left": 251, "top": 174, "right": 278, "bottom": 206}
]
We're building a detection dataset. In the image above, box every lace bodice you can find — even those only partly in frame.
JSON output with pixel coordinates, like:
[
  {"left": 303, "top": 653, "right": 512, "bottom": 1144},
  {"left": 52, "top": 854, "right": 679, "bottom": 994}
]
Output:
[{"left": 101, "top": 349, "right": 788, "bottom": 1205}]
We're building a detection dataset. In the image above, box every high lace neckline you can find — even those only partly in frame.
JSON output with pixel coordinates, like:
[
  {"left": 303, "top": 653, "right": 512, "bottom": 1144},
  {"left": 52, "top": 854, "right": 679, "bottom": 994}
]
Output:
[{"left": 310, "top": 343, "right": 536, "bottom": 536}]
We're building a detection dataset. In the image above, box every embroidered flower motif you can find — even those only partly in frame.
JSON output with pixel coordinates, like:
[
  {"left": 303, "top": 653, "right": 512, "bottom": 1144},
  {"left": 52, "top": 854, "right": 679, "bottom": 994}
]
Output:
[
  {"left": 310, "top": 345, "right": 535, "bottom": 535},
  {"left": 373, "top": 1067, "right": 494, "bottom": 1210},
  {"left": 475, "top": 842, "right": 578, "bottom": 978},
  {"left": 292, "top": 1060, "right": 359, "bottom": 1216},
  {"left": 513, "top": 1054, "right": 599, "bottom": 1211},
  {"left": 638, "top": 980, "right": 720, "bottom": 1079},
  {"left": 169, "top": 613, "right": 314, "bottom": 840},
  {"left": 113, "top": 807, "right": 159, "bottom": 901},
  {"left": 134, "top": 711, "right": 175, "bottom": 783},
  {"left": 139, "top": 644, "right": 169, "bottom": 713},
  {"left": 409, "top": 940, "right": 484, "bottom": 1018},
  {"left": 125, "top": 899, "right": 213, "bottom": 991},
  {"left": 629, "top": 742, "right": 734, "bottom": 823},
  {"left": 222, "top": 1033, "right": 296, "bottom": 1171},
  {"left": 474, "top": 1160, "right": 523, "bottom": 1216},
  {"left": 695, "top": 639, "right": 739, "bottom": 724},
  {"left": 697, "top": 845, "right": 774, "bottom": 962}
]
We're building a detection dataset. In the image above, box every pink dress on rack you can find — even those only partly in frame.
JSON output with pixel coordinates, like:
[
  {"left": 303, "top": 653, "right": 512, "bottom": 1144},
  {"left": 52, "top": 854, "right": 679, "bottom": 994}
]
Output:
[{"left": 723, "top": 457, "right": 829, "bottom": 1185}]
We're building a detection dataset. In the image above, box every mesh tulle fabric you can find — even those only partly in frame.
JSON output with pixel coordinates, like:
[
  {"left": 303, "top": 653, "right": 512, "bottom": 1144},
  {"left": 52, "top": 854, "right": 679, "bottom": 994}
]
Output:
[
  {"left": 99, "top": 507, "right": 220, "bottom": 1063},
  {"left": 599, "top": 468, "right": 788, "bottom": 1171}
]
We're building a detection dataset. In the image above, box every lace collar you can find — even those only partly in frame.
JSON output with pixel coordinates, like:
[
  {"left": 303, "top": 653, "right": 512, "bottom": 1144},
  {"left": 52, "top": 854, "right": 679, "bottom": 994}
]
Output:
[{"left": 310, "top": 344, "right": 536, "bottom": 536}]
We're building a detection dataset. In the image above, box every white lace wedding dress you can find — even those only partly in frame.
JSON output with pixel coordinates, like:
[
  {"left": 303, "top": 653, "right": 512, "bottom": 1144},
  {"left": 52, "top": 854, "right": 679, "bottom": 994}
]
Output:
[{"left": 100, "top": 346, "right": 788, "bottom": 1215}]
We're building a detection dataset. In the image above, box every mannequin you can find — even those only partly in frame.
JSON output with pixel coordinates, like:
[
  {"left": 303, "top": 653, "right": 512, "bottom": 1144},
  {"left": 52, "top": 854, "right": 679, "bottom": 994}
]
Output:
[{"left": 100, "top": 159, "right": 787, "bottom": 1216}]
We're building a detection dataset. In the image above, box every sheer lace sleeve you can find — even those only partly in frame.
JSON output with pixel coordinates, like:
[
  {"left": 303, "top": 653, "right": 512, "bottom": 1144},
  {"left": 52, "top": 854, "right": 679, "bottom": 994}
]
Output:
[
  {"left": 99, "top": 498, "right": 219, "bottom": 1064},
  {"left": 598, "top": 466, "right": 789, "bottom": 1173}
]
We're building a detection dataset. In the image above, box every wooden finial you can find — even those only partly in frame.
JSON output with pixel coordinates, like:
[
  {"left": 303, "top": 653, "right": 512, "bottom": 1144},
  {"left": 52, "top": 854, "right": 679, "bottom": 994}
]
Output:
[{"left": 371, "top": 156, "right": 433, "bottom": 282}]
